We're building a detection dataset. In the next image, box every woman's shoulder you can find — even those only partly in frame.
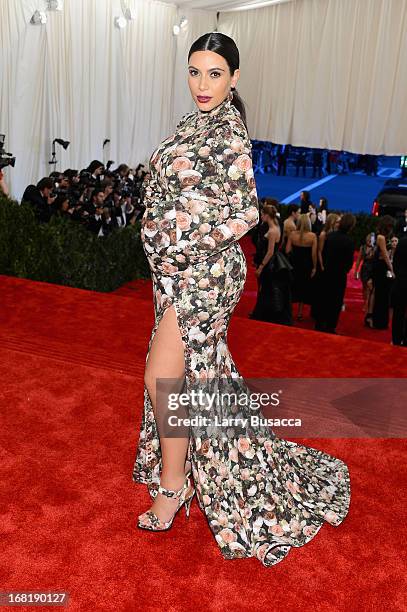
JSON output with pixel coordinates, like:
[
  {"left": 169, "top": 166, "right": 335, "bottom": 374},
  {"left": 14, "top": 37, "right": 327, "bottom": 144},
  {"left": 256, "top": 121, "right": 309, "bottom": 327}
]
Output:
[
  {"left": 212, "top": 113, "right": 249, "bottom": 144},
  {"left": 175, "top": 110, "right": 197, "bottom": 131}
]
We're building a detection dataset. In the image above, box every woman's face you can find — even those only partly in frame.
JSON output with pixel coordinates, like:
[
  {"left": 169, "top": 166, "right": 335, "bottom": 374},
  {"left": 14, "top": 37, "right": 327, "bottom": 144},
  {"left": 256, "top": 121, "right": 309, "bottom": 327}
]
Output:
[
  {"left": 188, "top": 50, "right": 239, "bottom": 112},
  {"left": 391, "top": 237, "right": 398, "bottom": 249}
]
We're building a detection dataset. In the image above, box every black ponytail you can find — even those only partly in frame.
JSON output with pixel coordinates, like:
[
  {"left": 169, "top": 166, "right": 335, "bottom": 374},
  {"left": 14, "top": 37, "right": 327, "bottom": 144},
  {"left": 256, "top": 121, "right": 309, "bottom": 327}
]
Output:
[{"left": 230, "top": 87, "right": 247, "bottom": 131}]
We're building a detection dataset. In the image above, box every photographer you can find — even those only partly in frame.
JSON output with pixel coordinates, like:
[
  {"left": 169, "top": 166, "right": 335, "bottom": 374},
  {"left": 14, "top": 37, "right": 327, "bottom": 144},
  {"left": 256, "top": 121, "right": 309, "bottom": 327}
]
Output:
[
  {"left": 112, "top": 190, "right": 127, "bottom": 227},
  {"left": 84, "top": 187, "right": 106, "bottom": 216},
  {"left": 22, "top": 177, "right": 57, "bottom": 223}
]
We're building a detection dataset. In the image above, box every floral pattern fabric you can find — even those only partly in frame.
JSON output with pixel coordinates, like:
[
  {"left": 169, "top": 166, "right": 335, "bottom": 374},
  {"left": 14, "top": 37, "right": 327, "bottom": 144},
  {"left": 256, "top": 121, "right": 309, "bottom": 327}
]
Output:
[{"left": 132, "top": 97, "right": 351, "bottom": 567}]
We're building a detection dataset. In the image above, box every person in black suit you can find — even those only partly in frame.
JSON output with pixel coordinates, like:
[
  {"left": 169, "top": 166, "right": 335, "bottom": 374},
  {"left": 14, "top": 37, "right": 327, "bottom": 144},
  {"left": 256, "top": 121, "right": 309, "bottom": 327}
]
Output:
[
  {"left": 295, "top": 149, "right": 307, "bottom": 177},
  {"left": 87, "top": 204, "right": 105, "bottom": 235},
  {"left": 315, "top": 214, "right": 356, "bottom": 333},
  {"left": 277, "top": 144, "right": 290, "bottom": 176},
  {"left": 299, "top": 190, "right": 312, "bottom": 214},
  {"left": 312, "top": 149, "right": 323, "bottom": 178},
  {"left": 391, "top": 236, "right": 407, "bottom": 346},
  {"left": 22, "top": 177, "right": 57, "bottom": 222}
]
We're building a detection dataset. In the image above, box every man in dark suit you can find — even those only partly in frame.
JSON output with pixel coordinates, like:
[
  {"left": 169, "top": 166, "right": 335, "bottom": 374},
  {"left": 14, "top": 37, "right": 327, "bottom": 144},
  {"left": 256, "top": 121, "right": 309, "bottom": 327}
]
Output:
[
  {"left": 315, "top": 214, "right": 356, "bottom": 333},
  {"left": 22, "top": 177, "right": 57, "bottom": 222},
  {"left": 391, "top": 236, "right": 407, "bottom": 346},
  {"left": 277, "top": 144, "right": 290, "bottom": 176}
]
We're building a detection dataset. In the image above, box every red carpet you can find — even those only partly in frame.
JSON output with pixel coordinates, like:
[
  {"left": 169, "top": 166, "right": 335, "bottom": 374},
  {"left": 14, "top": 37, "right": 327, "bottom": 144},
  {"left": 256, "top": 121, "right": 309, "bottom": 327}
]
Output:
[{"left": 0, "top": 271, "right": 406, "bottom": 612}]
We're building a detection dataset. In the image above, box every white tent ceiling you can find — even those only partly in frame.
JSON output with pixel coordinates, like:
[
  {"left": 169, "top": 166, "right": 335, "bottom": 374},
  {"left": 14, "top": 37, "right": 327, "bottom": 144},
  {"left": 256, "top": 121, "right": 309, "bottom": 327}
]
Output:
[{"left": 161, "top": 0, "right": 292, "bottom": 12}]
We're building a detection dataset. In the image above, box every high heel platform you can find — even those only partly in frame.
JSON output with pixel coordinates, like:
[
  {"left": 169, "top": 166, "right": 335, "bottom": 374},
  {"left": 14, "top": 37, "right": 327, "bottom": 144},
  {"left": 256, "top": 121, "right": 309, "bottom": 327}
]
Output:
[{"left": 137, "top": 474, "right": 195, "bottom": 532}]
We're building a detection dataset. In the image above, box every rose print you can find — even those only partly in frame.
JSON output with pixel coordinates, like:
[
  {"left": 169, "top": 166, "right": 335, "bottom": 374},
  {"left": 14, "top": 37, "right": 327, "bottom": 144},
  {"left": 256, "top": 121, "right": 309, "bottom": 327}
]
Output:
[{"left": 133, "top": 97, "right": 351, "bottom": 568}]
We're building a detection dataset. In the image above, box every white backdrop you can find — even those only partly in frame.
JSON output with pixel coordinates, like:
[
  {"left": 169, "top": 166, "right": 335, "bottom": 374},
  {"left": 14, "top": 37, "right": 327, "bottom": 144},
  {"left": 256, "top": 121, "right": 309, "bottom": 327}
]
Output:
[
  {"left": 219, "top": 0, "right": 407, "bottom": 153},
  {"left": 1, "top": 0, "right": 406, "bottom": 200}
]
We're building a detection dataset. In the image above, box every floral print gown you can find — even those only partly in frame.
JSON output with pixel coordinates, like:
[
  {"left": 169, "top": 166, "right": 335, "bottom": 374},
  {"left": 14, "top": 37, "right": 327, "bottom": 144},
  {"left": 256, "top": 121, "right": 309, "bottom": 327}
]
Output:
[{"left": 132, "top": 96, "right": 351, "bottom": 567}]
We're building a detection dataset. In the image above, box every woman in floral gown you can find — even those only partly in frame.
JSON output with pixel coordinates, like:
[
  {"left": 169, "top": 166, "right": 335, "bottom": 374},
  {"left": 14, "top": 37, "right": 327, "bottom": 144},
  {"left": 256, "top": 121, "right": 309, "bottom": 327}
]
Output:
[{"left": 133, "top": 32, "right": 351, "bottom": 567}]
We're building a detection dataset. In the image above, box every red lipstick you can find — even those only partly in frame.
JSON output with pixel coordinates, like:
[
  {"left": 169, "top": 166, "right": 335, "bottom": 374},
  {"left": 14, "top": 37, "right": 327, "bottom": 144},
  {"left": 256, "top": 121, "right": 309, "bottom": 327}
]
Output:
[{"left": 197, "top": 96, "right": 212, "bottom": 103}]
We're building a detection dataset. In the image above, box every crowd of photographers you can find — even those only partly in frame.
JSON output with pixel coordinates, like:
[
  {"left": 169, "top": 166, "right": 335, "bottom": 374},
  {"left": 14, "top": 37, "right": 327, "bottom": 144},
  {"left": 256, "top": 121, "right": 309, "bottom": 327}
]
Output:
[{"left": 19, "top": 160, "right": 149, "bottom": 236}]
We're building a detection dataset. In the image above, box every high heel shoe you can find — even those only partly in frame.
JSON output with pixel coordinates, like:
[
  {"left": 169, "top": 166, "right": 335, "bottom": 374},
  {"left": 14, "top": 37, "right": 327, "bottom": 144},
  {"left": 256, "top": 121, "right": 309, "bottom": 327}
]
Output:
[
  {"left": 364, "top": 314, "right": 373, "bottom": 328},
  {"left": 137, "top": 474, "right": 195, "bottom": 532}
]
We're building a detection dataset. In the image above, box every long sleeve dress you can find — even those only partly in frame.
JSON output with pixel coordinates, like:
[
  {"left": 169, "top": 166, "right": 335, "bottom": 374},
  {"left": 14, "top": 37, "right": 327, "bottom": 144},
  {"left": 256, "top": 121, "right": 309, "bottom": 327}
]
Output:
[{"left": 132, "top": 96, "right": 351, "bottom": 567}]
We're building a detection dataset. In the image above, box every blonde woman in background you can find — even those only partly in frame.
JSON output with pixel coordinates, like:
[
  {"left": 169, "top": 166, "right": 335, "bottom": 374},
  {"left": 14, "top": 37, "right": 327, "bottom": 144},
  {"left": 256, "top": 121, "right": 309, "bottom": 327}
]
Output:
[{"left": 286, "top": 214, "right": 317, "bottom": 320}]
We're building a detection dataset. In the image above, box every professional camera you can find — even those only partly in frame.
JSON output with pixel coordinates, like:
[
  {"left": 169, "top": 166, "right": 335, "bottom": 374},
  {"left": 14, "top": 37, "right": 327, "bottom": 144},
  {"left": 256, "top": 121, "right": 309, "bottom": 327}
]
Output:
[{"left": 0, "top": 134, "right": 16, "bottom": 170}]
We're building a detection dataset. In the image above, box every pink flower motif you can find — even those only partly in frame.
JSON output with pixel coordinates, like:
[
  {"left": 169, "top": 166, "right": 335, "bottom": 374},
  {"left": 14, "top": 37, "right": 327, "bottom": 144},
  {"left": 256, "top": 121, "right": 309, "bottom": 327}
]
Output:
[
  {"left": 161, "top": 262, "right": 178, "bottom": 274},
  {"left": 218, "top": 512, "right": 229, "bottom": 527},
  {"left": 246, "top": 206, "right": 259, "bottom": 221},
  {"left": 176, "top": 211, "right": 192, "bottom": 231},
  {"left": 271, "top": 524, "right": 284, "bottom": 536},
  {"left": 230, "top": 193, "right": 242, "bottom": 205},
  {"left": 198, "top": 222, "right": 211, "bottom": 235},
  {"left": 188, "top": 199, "right": 206, "bottom": 215},
  {"left": 237, "top": 438, "right": 251, "bottom": 454},
  {"left": 303, "top": 525, "right": 317, "bottom": 537},
  {"left": 230, "top": 139, "right": 245, "bottom": 153},
  {"left": 227, "top": 218, "right": 249, "bottom": 236},
  {"left": 198, "top": 146, "right": 211, "bottom": 157},
  {"left": 234, "top": 154, "right": 252, "bottom": 172},
  {"left": 198, "top": 369, "right": 208, "bottom": 383},
  {"left": 240, "top": 468, "right": 251, "bottom": 481},
  {"left": 175, "top": 144, "right": 189, "bottom": 156},
  {"left": 219, "top": 528, "right": 237, "bottom": 544},
  {"left": 143, "top": 220, "right": 158, "bottom": 236},
  {"left": 198, "top": 278, "right": 210, "bottom": 289},
  {"left": 264, "top": 440, "right": 274, "bottom": 455},
  {"left": 179, "top": 169, "right": 202, "bottom": 188},
  {"left": 324, "top": 510, "right": 339, "bottom": 523},
  {"left": 172, "top": 156, "right": 193, "bottom": 172},
  {"left": 229, "top": 447, "right": 238, "bottom": 463},
  {"left": 286, "top": 480, "right": 301, "bottom": 495}
]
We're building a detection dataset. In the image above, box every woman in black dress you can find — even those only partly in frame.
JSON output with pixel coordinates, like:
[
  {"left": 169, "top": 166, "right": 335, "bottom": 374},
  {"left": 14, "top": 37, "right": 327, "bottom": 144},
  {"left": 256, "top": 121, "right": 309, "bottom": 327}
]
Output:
[
  {"left": 251, "top": 204, "right": 292, "bottom": 324},
  {"left": 286, "top": 213, "right": 317, "bottom": 320},
  {"left": 354, "top": 232, "right": 376, "bottom": 314},
  {"left": 369, "top": 216, "right": 395, "bottom": 329},
  {"left": 311, "top": 213, "right": 339, "bottom": 321}
]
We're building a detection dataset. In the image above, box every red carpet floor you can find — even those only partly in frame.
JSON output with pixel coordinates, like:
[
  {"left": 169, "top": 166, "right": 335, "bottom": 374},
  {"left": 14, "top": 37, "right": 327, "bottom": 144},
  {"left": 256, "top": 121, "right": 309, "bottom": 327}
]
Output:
[{"left": 0, "top": 271, "right": 406, "bottom": 612}]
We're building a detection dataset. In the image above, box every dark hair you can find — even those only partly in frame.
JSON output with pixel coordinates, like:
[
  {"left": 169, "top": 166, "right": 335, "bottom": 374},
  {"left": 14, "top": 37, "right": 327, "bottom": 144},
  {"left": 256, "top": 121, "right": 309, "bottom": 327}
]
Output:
[
  {"left": 188, "top": 33, "right": 247, "bottom": 131},
  {"left": 116, "top": 164, "right": 130, "bottom": 175},
  {"left": 37, "top": 177, "right": 54, "bottom": 191},
  {"left": 54, "top": 194, "right": 70, "bottom": 210},
  {"left": 87, "top": 160, "right": 104, "bottom": 175},
  {"left": 91, "top": 187, "right": 105, "bottom": 201},
  {"left": 264, "top": 197, "right": 280, "bottom": 209},
  {"left": 319, "top": 197, "right": 328, "bottom": 211},
  {"left": 287, "top": 203, "right": 300, "bottom": 216},
  {"left": 300, "top": 191, "right": 311, "bottom": 203},
  {"left": 377, "top": 215, "right": 394, "bottom": 237},
  {"left": 338, "top": 213, "right": 356, "bottom": 234}
]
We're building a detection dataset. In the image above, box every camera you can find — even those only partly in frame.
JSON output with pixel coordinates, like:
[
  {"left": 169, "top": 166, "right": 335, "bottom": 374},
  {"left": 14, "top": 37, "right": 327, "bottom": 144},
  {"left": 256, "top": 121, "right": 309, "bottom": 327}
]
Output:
[{"left": 0, "top": 134, "right": 16, "bottom": 170}]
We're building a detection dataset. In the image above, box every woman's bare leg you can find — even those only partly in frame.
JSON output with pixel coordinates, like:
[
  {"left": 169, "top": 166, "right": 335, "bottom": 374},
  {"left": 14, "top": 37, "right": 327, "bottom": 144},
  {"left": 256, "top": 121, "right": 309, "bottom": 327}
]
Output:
[{"left": 143, "top": 305, "right": 190, "bottom": 522}]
